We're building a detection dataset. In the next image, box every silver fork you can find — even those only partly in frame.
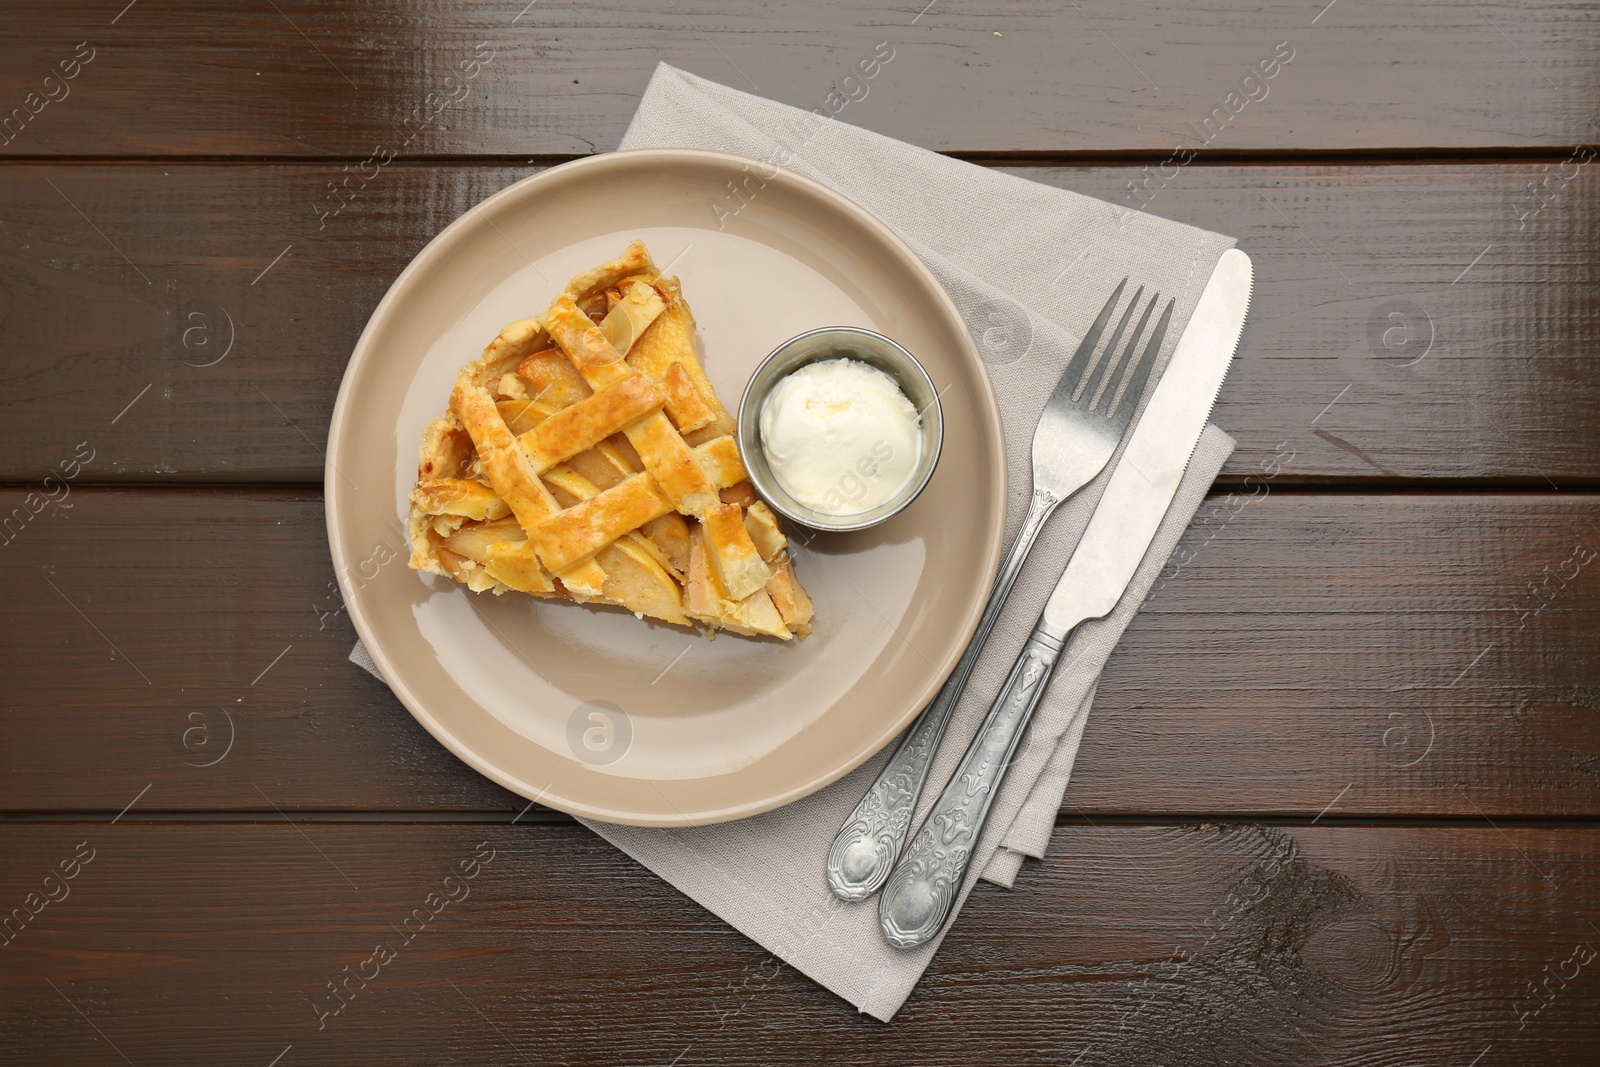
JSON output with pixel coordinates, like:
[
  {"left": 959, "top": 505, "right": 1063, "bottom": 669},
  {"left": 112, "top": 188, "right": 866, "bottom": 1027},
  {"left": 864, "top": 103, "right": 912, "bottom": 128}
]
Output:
[{"left": 825, "top": 279, "right": 1175, "bottom": 901}]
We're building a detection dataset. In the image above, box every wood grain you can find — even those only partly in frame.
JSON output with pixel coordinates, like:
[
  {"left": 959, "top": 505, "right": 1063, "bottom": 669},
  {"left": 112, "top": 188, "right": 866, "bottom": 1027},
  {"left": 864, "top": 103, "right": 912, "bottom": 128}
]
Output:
[
  {"left": 3, "top": 3, "right": 1598, "bottom": 1058},
  {"left": 2, "top": 821, "right": 1597, "bottom": 1064},
  {"left": 0, "top": 162, "right": 1595, "bottom": 485},
  {"left": 0, "top": 1, "right": 1595, "bottom": 158},
  {"left": 4, "top": 488, "right": 1596, "bottom": 818}
]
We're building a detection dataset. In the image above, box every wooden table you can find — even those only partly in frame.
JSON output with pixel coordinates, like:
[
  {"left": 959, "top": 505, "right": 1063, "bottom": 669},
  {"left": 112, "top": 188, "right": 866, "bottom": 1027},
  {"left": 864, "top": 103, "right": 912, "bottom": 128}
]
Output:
[{"left": 3, "top": 2, "right": 1597, "bottom": 1063}]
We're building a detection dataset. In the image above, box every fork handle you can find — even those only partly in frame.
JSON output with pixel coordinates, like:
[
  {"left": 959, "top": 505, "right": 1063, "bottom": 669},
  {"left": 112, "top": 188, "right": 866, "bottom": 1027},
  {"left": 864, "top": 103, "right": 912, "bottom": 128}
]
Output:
[
  {"left": 879, "top": 621, "right": 1067, "bottom": 948},
  {"left": 825, "top": 487, "right": 1060, "bottom": 901}
]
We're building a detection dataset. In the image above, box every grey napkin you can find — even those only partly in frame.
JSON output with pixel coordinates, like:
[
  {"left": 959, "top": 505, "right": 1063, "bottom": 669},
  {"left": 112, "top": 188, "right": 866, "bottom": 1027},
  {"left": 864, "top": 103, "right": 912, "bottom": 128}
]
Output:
[{"left": 352, "top": 64, "right": 1238, "bottom": 1021}]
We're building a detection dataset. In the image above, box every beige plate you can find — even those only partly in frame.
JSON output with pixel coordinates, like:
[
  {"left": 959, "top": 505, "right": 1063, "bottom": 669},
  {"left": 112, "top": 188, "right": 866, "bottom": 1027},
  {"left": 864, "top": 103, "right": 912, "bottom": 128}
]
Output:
[{"left": 326, "top": 149, "right": 1006, "bottom": 826}]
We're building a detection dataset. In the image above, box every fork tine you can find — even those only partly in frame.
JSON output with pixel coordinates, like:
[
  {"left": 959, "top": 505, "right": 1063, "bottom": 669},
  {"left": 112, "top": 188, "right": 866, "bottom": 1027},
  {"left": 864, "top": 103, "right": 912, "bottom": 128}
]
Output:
[
  {"left": 1055, "top": 277, "right": 1126, "bottom": 405},
  {"left": 1099, "top": 291, "right": 1159, "bottom": 416},
  {"left": 1080, "top": 284, "right": 1144, "bottom": 409},
  {"left": 1111, "top": 297, "right": 1174, "bottom": 424}
]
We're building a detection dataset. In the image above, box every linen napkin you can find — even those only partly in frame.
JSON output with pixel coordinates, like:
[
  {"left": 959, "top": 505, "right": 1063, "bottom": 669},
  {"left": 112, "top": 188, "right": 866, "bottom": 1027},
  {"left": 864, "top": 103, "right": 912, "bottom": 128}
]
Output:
[{"left": 352, "top": 64, "right": 1238, "bottom": 1020}]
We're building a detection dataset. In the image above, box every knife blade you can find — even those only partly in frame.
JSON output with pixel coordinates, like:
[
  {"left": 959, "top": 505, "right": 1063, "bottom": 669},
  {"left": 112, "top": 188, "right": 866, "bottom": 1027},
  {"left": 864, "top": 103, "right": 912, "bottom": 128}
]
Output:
[
  {"left": 1043, "top": 246, "right": 1253, "bottom": 634},
  {"left": 877, "top": 247, "right": 1253, "bottom": 949}
]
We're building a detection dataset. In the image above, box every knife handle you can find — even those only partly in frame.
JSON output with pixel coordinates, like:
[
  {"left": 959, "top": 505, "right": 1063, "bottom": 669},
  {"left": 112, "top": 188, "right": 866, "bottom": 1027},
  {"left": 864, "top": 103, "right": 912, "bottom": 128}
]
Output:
[
  {"left": 825, "top": 487, "right": 1060, "bottom": 901},
  {"left": 878, "top": 624, "right": 1066, "bottom": 949}
]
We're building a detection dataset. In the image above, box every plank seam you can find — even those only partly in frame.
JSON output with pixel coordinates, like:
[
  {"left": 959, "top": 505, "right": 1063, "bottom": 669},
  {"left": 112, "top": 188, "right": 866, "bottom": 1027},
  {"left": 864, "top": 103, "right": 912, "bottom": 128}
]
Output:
[
  {"left": 4, "top": 811, "right": 1600, "bottom": 827},
  {"left": 0, "top": 147, "right": 1587, "bottom": 167}
]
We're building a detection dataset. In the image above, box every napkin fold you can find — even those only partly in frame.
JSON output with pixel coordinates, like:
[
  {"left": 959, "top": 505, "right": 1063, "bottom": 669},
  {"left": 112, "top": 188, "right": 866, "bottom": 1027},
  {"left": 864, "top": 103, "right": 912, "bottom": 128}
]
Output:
[{"left": 353, "top": 64, "right": 1238, "bottom": 1021}]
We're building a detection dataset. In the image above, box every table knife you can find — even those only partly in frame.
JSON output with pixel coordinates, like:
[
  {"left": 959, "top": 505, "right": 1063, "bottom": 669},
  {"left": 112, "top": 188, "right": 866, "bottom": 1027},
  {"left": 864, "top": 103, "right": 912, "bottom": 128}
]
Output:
[{"left": 877, "top": 247, "right": 1253, "bottom": 949}]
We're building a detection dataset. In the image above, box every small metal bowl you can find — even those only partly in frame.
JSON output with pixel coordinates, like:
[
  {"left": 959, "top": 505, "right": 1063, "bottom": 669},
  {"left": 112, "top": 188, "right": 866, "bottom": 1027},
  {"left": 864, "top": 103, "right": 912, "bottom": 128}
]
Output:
[{"left": 738, "top": 326, "right": 944, "bottom": 533}]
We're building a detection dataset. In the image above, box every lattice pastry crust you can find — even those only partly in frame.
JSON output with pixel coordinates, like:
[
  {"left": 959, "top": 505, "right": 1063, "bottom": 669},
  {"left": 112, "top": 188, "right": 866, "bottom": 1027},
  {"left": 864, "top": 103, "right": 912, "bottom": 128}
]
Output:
[{"left": 407, "top": 240, "right": 815, "bottom": 640}]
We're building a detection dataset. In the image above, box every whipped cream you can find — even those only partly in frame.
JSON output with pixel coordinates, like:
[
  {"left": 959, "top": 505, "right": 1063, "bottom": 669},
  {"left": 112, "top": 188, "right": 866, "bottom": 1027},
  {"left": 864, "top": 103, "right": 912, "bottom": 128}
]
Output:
[{"left": 758, "top": 358, "right": 921, "bottom": 516}]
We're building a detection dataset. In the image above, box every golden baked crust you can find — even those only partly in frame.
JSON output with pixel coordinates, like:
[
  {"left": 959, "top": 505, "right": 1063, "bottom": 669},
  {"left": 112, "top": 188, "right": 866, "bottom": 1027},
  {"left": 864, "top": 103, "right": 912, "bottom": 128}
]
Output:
[{"left": 407, "top": 240, "right": 814, "bottom": 640}]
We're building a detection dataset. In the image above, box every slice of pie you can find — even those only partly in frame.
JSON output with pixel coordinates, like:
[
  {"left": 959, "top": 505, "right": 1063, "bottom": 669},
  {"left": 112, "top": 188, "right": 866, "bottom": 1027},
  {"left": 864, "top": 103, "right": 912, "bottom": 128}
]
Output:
[{"left": 407, "top": 240, "right": 815, "bottom": 640}]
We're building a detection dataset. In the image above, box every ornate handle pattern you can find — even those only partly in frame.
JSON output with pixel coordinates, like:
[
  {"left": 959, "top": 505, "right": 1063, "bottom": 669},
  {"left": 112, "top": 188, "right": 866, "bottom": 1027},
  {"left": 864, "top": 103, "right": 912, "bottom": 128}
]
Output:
[
  {"left": 877, "top": 626, "right": 1065, "bottom": 948},
  {"left": 826, "top": 489, "right": 1061, "bottom": 901}
]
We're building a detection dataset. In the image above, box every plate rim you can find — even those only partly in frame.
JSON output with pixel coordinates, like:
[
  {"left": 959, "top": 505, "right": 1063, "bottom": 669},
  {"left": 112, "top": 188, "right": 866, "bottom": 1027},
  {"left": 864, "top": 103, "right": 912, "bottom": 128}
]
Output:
[{"left": 326, "top": 146, "right": 1007, "bottom": 825}]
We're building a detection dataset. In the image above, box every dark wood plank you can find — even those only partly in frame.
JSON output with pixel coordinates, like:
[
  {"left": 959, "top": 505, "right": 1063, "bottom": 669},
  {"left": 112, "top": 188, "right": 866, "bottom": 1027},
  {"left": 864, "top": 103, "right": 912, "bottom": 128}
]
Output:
[
  {"left": 1, "top": 161, "right": 1596, "bottom": 485},
  {"left": 1, "top": 1, "right": 1594, "bottom": 157},
  {"left": 0, "top": 489, "right": 512, "bottom": 813},
  {"left": 4, "top": 488, "right": 1597, "bottom": 818},
  {"left": 1, "top": 821, "right": 1597, "bottom": 1063}
]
